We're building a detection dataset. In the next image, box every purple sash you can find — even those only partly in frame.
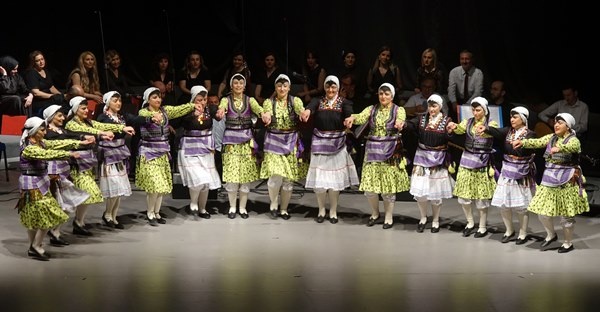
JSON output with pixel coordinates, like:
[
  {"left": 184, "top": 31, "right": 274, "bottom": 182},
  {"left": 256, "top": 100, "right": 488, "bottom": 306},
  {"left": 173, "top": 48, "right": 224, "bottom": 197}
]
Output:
[
  {"left": 459, "top": 150, "right": 490, "bottom": 169},
  {"left": 47, "top": 159, "right": 71, "bottom": 179},
  {"left": 74, "top": 149, "right": 98, "bottom": 172},
  {"left": 181, "top": 129, "right": 214, "bottom": 156},
  {"left": 139, "top": 139, "right": 170, "bottom": 161},
  {"left": 99, "top": 138, "right": 130, "bottom": 165},
  {"left": 541, "top": 163, "right": 575, "bottom": 187},
  {"left": 264, "top": 129, "right": 297, "bottom": 155},
  {"left": 365, "top": 135, "right": 398, "bottom": 162},
  {"left": 501, "top": 155, "right": 533, "bottom": 180},
  {"left": 222, "top": 128, "right": 253, "bottom": 145},
  {"left": 311, "top": 129, "right": 346, "bottom": 155},
  {"left": 413, "top": 147, "right": 446, "bottom": 167},
  {"left": 19, "top": 175, "right": 51, "bottom": 195}
]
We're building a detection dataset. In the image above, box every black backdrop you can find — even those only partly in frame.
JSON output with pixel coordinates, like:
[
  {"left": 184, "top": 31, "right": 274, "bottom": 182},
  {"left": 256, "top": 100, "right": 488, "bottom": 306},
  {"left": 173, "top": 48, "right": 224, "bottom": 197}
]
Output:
[{"left": 3, "top": 0, "right": 591, "bottom": 109}]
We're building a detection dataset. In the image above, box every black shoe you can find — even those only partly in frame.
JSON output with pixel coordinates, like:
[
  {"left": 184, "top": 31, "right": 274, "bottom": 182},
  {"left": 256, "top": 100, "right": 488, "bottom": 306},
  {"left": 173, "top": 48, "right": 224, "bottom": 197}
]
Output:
[
  {"left": 280, "top": 213, "right": 291, "bottom": 220},
  {"left": 28, "top": 246, "right": 49, "bottom": 261},
  {"left": 367, "top": 216, "right": 379, "bottom": 227},
  {"left": 156, "top": 218, "right": 166, "bottom": 224},
  {"left": 431, "top": 226, "right": 440, "bottom": 233},
  {"left": 515, "top": 237, "right": 527, "bottom": 245},
  {"left": 382, "top": 222, "right": 393, "bottom": 229},
  {"left": 316, "top": 215, "right": 325, "bottom": 223},
  {"left": 558, "top": 244, "right": 574, "bottom": 253},
  {"left": 113, "top": 223, "right": 125, "bottom": 229},
  {"left": 228, "top": 212, "right": 236, "bottom": 219},
  {"left": 416, "top": 222, "right": 426, "bottom": 233},
  {"left": 240, "top": 213, "right": 249, "bottom": 219},
  {"left": 72, "top": 222, "right": 93, "bottom": 236},
  {"left": 270, "top": 210, "right": 279, "bottom": 219},
  {"left": 330, "top": 217, "right": 338, "bottom": 224},
  {"left": 501, "top": 232, "right": 515, "bottom": 243},
  {"left": 49, "top": 235, "right": 70, "bottom": 246},
  {"left": 462, "top": 226, "right": 475, "bottom": 237},
  {"left": 474, "top": 230, "right": 488, "bottom": 238},
  {"left": 148, "top": 218, "right": 158, "bottom": 226},
  {"left": 541, "top": 234, "right": 558, "bottom": 249},
  {"left": 102, "top": 215, "right": 115, "bottom": 228},
  {"left": 198, "top": 211, "right": 211, "bottom": 219}
]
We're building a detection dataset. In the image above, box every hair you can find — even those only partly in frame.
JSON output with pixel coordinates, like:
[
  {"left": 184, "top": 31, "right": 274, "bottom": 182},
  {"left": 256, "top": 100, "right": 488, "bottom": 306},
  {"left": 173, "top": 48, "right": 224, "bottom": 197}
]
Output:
[
  {"left": 27, "top": 50, "right": 44, "bottom": 70},
  {"left": 421, "top": 48, "right": 438, "bottom": 69},
  {"left": 379, "top": 85, "right": 393, "bottom": 94},
  {"left": 372, "top": 45, "right": 396, "bottom": 72},
  {"left": 68, "top": 51, "right": 101, "bottom": 93},
  {"left": 182, "top": 50, "right": 208, "bottom": 72},
  {"left": 104, "top": 49, "right": 120, "bottom": 66}
]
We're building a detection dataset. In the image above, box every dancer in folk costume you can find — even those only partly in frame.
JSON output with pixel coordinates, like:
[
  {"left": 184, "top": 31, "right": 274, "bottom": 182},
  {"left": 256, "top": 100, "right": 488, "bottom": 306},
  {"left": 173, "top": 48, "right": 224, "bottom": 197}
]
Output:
[
  {"left": 513, "top": 113, "right": 589, "bottom": 253},
  {"left": 260, "top": 74, "right": 306, "bottom": 220},
  {"left": 344, "top": 83, "right": 407, "bottom": 229},
  {"left": 301, "top": 75, "right": 359, "bottom": 224},
  {"left": 216, "top": 73, "right": 265, "bottom": 219}
]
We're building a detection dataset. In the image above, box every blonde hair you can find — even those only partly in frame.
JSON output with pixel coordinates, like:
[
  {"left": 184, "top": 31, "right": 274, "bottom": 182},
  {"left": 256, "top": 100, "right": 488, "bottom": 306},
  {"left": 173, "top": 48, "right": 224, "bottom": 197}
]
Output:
[{"left": 68, "top": 51, "right": 101, "bottom": 93}]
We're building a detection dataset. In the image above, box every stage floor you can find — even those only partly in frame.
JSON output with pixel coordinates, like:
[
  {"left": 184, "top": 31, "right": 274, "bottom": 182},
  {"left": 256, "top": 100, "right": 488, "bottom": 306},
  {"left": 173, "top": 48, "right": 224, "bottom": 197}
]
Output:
[{"left": 1, "top": 169, "right": 599, "bottom": 312}]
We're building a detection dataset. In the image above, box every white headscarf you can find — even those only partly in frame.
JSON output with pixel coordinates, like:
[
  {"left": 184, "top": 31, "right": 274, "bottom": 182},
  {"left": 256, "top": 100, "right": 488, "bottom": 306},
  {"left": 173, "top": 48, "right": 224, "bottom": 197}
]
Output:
[
  {"left": 510, "top": 106, "right": 529, "bottom": 127},
  {"left": 102, "top": 91, "right": 121, "bottom": 113},
  {"left": 427, "top": 94, "right": 443, "bottom": 107},
  {"left": 324, "top": 75, "right": 339, "bottom": 89},
  {"left": 142, "top": 87, "right": 160, "bottom": 108},
  {"left": 274, "top": 74, "right": 291, "bottom": 86},
  {"left": 470, "top": 96, "right": 489, "bottom": 116},
  {"left": 190, "top": 85, "right": 208, "bottom": 102},
  {"left": 556, "top": 112, "right": 576, "bottom": 131},
  {"left": 229, "top": 73, "right": 246, "bottom": 87},
  {"left": 379, "top": 83, "right": 396, "bottom": 100},
  {"left": 43, "top": 105, "right": 62, "bottom": 124},
  {"left": 68, "top": 96, "right": 87, "bottom": 117},
  {"left": 20, "top": 117, "right": 45, "bottom": 147}
]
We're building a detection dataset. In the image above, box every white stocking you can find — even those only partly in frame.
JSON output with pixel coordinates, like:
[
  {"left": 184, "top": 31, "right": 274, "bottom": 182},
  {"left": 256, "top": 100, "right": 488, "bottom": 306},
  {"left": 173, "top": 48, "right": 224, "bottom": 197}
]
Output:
[
  {"left": 366, "top": 193, "right": 380, "bottom": 218},
  {"left": 111, "top": 197, "right": 121, "bottom": 223},
  {"left": 316, "top": 191, "right": 327, "bottom": 217},
  {"left": 239, "top": 192, "right": 248, "bottom": 214},
  {"left": 461, "top": 203, "right": 474, "bottom": 228},
  {"left": 227, "top": 191, "right": 238, "bottom": 213},
  {"left": 431, "top": 204, "right": 441, "bottom": 227},
  {"left": 267, "top": 186, "right": 280, "bottom": 211},
  {"left": 75, "top": 204, "right": 88, "bottom": 226},
  {"left": 154, "top": 195, "right": 163, "bottom": 218},
  {"left": 198, "top": 189, "right": 209, "bottom": 213},
  {"left": 516, "top": 210, "right": 529, "bottom": 239},
  {"left": 538, "top": 215, "right": 556, "bottom": 241},
  {"left": 146, "top": 193, "right": 158, "bottom": 219},
  {"left": 500, "top": 209, "right": 514, "bottom": 235},
  {"left": 383, "top": 200, "right": 395, "bottom": 225},
  {"left": 417, "top": 201, "right": 428, "bottom": 224},
  {"left": 478, "top": 207, "right": 488, "bottom": 232},
  {"left": 328, "top": 190, "right": 340, "bottom": 219},
  {"left": 188, "top": 186, "right": 201, "bottom": 211},
  {"left": 280, "top": 189, "right": 292, "bottom": 215}
]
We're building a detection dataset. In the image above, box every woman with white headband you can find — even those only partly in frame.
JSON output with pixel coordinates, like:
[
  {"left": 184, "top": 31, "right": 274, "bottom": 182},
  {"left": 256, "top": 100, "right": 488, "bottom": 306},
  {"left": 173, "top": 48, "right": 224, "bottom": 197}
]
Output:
[
  {"left": 513, "top": 112, "right": 589, "bottom": 253},
  {"left": 64, "top": 96, "right": 135, "bottom": 235},
  {"left": 260, "top": 74, "right": 307, "bottom": 220},
  {"left": 344, "top": 82, "right": 407, "bottom": 229},
  {"left": 404, "top": 94, "right": 455, "bottom": 233},
  {"left": 216, "top": 73, "right": 265, "bottom": 219},
  {"left": 17, "top": 117, "right": 88, "bottom": 260},
  {"left": 300, "top": 75, "right": 359, "bottom": 224},
  {"left": 477, "top": 106, "right": 537, "bottom": 244},
  {"left": 96, "top": 91, "right": 161, "bottom": 229},
  {"left": 177, "top": 86, "right": 222, "bottom": 219},
  {"left": 42, "top": 104, "right": 95, "bottom": 246},
  {"left": 447, "top": 96, "right": 498, "bottom": 238},
  {"left": 136, "top": 87, "right": 195, "bottom": 226}
]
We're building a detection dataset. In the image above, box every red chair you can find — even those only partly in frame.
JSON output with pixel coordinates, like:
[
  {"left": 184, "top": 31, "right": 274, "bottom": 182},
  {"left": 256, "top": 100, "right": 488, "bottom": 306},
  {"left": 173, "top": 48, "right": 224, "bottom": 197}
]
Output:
[{"left": 1, "top": 115, "right": 27, "bottom": 136}]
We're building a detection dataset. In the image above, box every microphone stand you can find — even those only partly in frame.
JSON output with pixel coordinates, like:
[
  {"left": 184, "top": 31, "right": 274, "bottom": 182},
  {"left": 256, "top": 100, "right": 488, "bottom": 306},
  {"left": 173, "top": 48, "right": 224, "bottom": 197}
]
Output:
[
  {"left": 163, "top": 9, "right": 176, "bottom": 85},
  {"left": 96, "top": 10, "right": 109, "bottom": 92}
]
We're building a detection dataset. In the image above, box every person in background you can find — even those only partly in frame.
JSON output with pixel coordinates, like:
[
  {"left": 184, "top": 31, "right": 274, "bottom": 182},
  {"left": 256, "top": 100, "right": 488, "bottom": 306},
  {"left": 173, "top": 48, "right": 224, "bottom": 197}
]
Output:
[
  {"left": 446, "top": 97, "right": 498, "bottom": 238},
  {"left": 149, "top": 52, "right": 177, "bottom": 105},
  {"left": 136, "top": 87, "right": 194, "bottom": 226},
  {"left": 177, "top": 86, "right": 221, "bottom": 219},
  {"left": 16, "top": 117, "right": 84, "bottom": 260},
  {"left": 23, "top": 51, "right": 66, "bottom": 118},
  {"left": 66, "top": 51, "right": 103, "bottom": 104},
  {"left": 260, "top": 74, "right": 306, "bottom": 220},
  {"left": 300, "top": 75, "right": 358, "bottom": 224},
  {"left": 218, "top": 51, "right": 252, "bottom": 98},
  {"left": 295, "top": 50, "right": 326, "bottom": 104},
  {"left": 478, "top": 106, "right": 537, "bottom": 245},
  {"left": 254, "top": 51, "right": 282, "bottom": 104},
  {"left": 513, "top": 113, "right": 590, "bottom": 253},
  {"left": 0, "top": 55, "right": 32, "bottom": 128},
  {"left": 102, "top": 50, "right": 138, "bottom": 115},
  {"left": 366, "top": 45, "right": 403, "bottom": 103},
  {"left": 178, "top": 50, "right": 211, "bottom": 105},
  {"left": 344, "top": 83, "right": 407, "bottom": 229},
  {"left": 447, "top": 50, "right": 484, "bottom": 121},
  {"left": 414, "top": 48, "right": 447, "bottom": 96},
  {"left": 538, "top": 85, "right": 588, "bottom": 140},
  {"left": 405, "top": 94, "right": 454, "bottom": 233}
]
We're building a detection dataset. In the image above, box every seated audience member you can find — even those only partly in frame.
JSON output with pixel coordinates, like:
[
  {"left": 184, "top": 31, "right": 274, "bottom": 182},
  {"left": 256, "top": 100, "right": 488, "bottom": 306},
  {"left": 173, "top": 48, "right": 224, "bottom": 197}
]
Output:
[
  {"left": 404, "top": 78, "right": 448, "bottom": 118},
  {"left": 447, "top": 49, "right": 484, "bottom": 121},
  {"left": 538, "top": 84, "right": 588, "bottom": 139},
  {"left": 253, "top": 51, "right": 283, "bottom": 104},
  {"left": 0, "top": 55, "right": 32, "bottom": 129},
  {"left": 66, "top": 51, "right": 103, "bottom": 104},
  {"left": 217, "top": 51, "right": 251, "bottom": 98},
  {"left": 295, "top": 50, "right": 326, "bottom": 103},
  {"left": 178, "top": 50, "right": 211, "bottom": 105},
  {"left": 333, "top": 49, "right": 367, "bottom": 100},
  {"left": 149, "top": 52, "right": 177, "bottom": 105},
  {"left": 415, "top": 48, "right": 447, "bottom": 96},
  {"left": 366, "top": 45, "right": 404, "bottom": 102},
  {"left": 102, "top": 49, "right": 138, "bottom": 115},
  {"left": 23, "top": 50, "right": 66, "bottom": 118}
]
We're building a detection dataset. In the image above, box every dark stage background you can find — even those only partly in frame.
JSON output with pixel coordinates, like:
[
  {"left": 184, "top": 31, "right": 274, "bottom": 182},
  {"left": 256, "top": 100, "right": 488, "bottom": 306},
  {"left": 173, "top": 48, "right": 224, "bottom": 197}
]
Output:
[{"left": 3, "top": 1, "right": 591, "bottom": 110}]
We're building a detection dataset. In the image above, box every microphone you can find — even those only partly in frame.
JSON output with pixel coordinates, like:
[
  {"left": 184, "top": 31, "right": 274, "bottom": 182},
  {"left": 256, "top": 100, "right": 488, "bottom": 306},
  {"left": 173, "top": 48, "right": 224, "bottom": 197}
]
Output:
[{"left": 291, "top": 71, "right": 306, "bottom": 82}]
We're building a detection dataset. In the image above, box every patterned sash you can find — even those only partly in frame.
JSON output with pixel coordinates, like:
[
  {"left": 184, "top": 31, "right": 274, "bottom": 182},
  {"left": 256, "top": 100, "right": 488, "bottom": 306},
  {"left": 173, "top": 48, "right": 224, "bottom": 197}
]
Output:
[
  {"left": 501, "top": 154, "right": 534, "bottom": 180},
  {"left": 365, "top": 135, "right": 398, "bottom": 162},
  {"left": 413, "top": 147, "right": 447, "bottom": 167},
  {"left": 181, "top": 129, "right": 214, "bottom": 156},
  {"left": 264, "top": 129, "right": 297, "bottom": 155},
  {"left": 47, "top": 159, "right": 71, "bottom": 179},
  {"left": 541, "top": 163, "right": 575, "bottom": 187},
  {"left": 73, "top": 149, "right": 98, "bottom": 172},
  {"left": 98, "top": 138, "right": 130, "bottom": 165},
  {"left": 311, "top": 129, "right": 346, "bottom": 155}
]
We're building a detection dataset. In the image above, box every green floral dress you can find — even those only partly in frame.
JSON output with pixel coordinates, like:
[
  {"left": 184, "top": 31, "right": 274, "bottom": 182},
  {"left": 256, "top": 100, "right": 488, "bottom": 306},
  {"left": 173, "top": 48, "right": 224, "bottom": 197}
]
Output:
[
  {"left": 219, "top": 96, "right": 263, "bottom": 184},
  {"left": 522, "top": 134, "right": 589, "bottom": 217},
  {"left": 137, "top": 103, "right": 195, "bottom": 194},
  {"left": 351, "top": 104, "right": 410, "bottom": 194},
  {"left": 259, "top": 96, "right": 308, "bottom": 181}
]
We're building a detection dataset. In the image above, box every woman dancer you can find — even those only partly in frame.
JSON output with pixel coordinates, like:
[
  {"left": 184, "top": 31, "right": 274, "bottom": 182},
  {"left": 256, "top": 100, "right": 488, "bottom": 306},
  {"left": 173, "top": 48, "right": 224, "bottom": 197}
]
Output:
[
  {"left": 260, "top": 74, "right": 306, "bottom": 219},
  {"left": 344, "top": 83, "right": 407, "bottom": 228},
  {"left": 513, "top": 113, "right": 589, "bottom": 252}
]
